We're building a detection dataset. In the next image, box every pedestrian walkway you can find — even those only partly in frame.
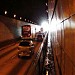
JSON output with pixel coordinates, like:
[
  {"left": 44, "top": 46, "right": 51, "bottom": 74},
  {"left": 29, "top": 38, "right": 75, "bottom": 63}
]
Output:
[
  {"left": 42, "top": 34, "right": 56, "bottom": 75},
  {"left": 42, "top": 47, "right": 56, "bottom": 75}
]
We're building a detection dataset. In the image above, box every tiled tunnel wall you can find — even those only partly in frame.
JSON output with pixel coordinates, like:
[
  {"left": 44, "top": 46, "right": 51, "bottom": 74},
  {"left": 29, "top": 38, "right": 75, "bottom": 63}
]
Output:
[{"left": 48, "top": 0, "right": 75, "bottom": 75}]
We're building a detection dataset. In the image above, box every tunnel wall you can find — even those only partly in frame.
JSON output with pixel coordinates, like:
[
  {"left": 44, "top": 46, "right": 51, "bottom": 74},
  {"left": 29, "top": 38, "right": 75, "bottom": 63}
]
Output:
[
  {"left": 0, "top": 15, "right": 39, "bottom": 48},
  {"left": 0, "top": 15, "right": 41, "bottom": 48},
  {"left": 48, "top": 0, "right": 75, "bottom": 75},
  {"left": 0, "top": 15, "right": 22, "bottom": 47}
]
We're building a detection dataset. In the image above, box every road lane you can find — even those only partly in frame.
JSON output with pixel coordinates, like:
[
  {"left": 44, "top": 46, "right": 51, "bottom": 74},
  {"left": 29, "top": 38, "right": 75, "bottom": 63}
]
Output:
[
  {"left": 16, "top": 42, "right": 42, "bottom": 75},
  {"left": 0, "top": 41, "right": 42, "bottom": 75},
  {"left": 0, "top": 43, "right": 19, "bottom": 58}
]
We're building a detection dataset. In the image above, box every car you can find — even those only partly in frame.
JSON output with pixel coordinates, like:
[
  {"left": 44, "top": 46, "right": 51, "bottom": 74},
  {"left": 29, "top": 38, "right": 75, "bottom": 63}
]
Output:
[
  {"left": 36, "top": 33, "right": 44, "bottom": 42},
  {"left": 18, "top": 40, "right": 34, "bottom": 58}
]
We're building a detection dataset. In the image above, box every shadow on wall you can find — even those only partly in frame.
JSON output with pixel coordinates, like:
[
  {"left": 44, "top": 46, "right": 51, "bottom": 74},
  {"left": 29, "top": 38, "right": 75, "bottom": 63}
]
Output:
[
  {"left": 0, "top": 15, "right": 21, "bottom": 48},
  {"left": 0, "top": 15, "right": 20, "bottom": 38}
]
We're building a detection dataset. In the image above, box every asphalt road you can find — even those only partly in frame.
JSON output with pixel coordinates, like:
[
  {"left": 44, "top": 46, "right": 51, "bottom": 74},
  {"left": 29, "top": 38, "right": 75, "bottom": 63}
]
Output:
[{"left": 0, "top": 41, "right": 42, "bottom": 75}]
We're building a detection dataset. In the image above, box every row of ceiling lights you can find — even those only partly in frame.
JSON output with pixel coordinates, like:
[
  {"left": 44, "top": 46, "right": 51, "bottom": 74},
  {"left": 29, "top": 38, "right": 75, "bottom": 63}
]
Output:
[
  {"left": 4, "top": 10, "right": 34, "bottom": 24},
  {"left": 2, "top": 2, "right": 48, "bottom": 25},
  {"left": 45, "top": 3, "right": 48, "bottom": 13}
]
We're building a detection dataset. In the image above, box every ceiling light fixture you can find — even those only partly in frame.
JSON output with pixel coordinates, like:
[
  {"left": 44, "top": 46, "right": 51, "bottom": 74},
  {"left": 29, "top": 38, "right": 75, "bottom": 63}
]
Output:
[{"left": 5, "top": 11, "right": 7, "bottom": 14}]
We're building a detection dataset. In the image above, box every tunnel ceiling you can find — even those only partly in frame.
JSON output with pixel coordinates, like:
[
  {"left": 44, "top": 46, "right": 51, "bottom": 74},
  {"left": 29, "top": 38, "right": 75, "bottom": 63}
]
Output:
[{"left": 0, "top": 0, "right": 48, "bottom": 25}]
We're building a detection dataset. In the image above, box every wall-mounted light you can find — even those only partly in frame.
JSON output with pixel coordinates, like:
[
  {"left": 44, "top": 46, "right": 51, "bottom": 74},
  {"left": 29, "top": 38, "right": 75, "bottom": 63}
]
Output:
[
  {"left": 5, "top": 11, "right": 7, "bottom": 14},
  {"left": 20, "top": 17, "right": 22, "bottom": 20},
  {"left": 46, "top": 10, "right": 48, "bottom": 13},
  {"left": 28, "top": 20, "right": 29, "bottom": 22},
  {"left": 46, "top": 3, "right": 48, "bottom": 6},
  {"left": 30, "top": 21, "right": 31, "bottom": 22},
  {"left": 32, "top": 22, "right": 33, "bottom": 23},
  {"left": 25, "top": 19, "right": 26, "bottom": 21},
  {"left": 14, "top": 14, "right": 16, "bottom": 18}
]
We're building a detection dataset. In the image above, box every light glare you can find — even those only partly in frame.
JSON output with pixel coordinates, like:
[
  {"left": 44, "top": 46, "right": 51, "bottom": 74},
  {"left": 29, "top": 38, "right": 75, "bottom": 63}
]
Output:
[
  {"left": 14, "top": 14, "right": 16, "bottom": 18},
  {"left": 5, "top": 11, "right": 7, "bottom": 14},
  {"left": 41, "top": 21, "right": 49, "bottom": 32}
]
